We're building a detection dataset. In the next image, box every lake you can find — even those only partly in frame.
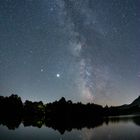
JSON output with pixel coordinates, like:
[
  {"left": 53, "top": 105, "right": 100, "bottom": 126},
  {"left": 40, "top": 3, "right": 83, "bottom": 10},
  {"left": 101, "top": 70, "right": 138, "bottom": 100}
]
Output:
[{"left": 0, "top": 116, "right": 140, "bottom": 140}]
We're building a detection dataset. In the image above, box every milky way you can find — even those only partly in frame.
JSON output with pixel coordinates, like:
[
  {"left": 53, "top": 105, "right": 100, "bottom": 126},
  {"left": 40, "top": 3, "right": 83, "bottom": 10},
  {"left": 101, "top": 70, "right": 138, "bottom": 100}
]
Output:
[{"left": 0, "top": 0, "right": 140, "bottom": 105}]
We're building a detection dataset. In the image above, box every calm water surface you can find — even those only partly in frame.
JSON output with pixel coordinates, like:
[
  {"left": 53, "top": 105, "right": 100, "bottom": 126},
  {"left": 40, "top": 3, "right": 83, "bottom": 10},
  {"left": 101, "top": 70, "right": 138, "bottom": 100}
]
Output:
[{"left": 0, "top": 116, "right": 140, "bottom": 140}]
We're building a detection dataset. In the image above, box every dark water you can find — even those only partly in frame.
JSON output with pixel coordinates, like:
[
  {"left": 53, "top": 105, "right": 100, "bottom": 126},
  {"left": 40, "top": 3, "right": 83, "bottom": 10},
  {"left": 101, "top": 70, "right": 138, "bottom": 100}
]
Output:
[{"left": 0, "top": 116, "right": 140, "bottom": 140}]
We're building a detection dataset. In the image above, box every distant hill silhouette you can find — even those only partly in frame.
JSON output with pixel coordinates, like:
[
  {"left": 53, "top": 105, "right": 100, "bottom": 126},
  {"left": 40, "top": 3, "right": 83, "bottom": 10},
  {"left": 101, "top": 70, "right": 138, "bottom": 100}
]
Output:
[
  {"left": 113, "top": 96, "right": 140, "bottom": 115},
  {"left": 130, "top": 96, "right": 140, "bottom": 107}
]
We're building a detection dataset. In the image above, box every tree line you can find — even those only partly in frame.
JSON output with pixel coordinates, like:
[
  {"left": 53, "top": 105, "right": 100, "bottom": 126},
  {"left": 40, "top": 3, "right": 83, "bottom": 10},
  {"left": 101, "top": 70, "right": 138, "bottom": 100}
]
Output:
[{"left": 0, "top": 94, "right": 140, "bottom": 134}]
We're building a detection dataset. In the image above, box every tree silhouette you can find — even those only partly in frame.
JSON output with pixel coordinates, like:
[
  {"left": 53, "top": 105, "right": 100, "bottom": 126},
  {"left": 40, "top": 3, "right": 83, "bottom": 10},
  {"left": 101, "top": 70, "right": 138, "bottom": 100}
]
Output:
[{"left": 0, "top": 94, "right": 140, "bottom": 133}]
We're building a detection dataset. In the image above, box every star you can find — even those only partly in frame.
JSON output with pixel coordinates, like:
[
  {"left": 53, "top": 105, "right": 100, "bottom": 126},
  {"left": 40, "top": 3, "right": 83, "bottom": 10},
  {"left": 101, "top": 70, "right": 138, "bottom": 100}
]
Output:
[
  {"left": 41, "top": 69, "right": 44, "bottom": 72},
  {"left": 0, "top": 0, "right": 139, "bottom": 106},
  {"left": 56, "top": 73, "right": 60, "bottom": 78}
]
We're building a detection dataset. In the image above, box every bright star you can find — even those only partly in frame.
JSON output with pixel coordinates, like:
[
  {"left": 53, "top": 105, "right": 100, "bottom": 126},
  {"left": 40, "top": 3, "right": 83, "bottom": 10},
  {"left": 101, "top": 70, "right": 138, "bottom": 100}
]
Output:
[{"left": 56, "top": 74, "right": 60, "bottom": 78}]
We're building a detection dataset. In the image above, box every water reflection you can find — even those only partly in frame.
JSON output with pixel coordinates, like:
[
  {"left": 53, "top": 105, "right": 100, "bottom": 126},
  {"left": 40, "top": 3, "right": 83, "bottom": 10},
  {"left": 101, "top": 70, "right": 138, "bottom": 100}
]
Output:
[
  {"left": 105, "top": 115, "right": 140, "bottom": 126},
  {"left": 0, "top": 115, "right": 104, "bottom": 134},
  {"left": 0, "top": 116, "right": 140, "bottom": 140},
  {"left": 0, "top": 115, "right": 140, "bottom": 134}
]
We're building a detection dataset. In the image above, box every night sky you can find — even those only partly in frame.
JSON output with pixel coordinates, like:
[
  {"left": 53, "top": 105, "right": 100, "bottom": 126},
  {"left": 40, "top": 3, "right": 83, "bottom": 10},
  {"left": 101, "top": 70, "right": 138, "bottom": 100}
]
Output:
[{"left": 0, "top": 0, "right": 140, "bottom": 106}]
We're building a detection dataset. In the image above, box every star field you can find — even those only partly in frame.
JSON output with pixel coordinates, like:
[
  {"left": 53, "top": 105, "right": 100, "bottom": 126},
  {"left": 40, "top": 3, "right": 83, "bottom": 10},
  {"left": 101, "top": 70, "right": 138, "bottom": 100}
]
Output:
[{"left": 0, "top": 0, "right": 140, "bottom": 106}]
